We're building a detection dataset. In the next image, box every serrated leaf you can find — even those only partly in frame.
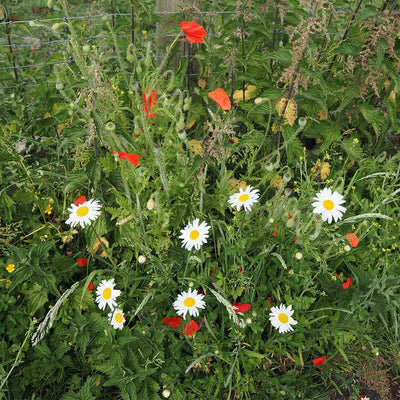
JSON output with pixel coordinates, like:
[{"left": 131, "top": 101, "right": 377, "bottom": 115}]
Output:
[
  {"left": 357, "top": 103, "right": 385, "bottom": 135},
  {"left": 27, "top": 283, "right": 48, "bottom": 315}
]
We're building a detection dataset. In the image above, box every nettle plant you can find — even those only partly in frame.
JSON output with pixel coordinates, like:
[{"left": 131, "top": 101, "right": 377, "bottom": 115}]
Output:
[{"left": 1, "top": 1, "right": 400, "bottom": 399}]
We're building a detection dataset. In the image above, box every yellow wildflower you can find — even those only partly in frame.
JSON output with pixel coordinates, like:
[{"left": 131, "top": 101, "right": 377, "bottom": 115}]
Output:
[
  {"left": 44, "top": 204, "right": 53, "bottom": 215},
  {"left": 6, "top": 264, "right": 15, "bottom": 273}
]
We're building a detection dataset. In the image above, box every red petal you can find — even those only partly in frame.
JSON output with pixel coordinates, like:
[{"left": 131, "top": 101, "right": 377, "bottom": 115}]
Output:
[
  {"left": 208, "top": 88, "right": 231, "bottom": 110},
  {"left": 182, "top": 320, "right": 199, "bottom": 336},
  {"left": 162, "top": 316, "right": 182, "bottom": 329},
  {"left": 267, "top": 297, "right": 273, "bottom": 308},
  {"left": 288, "top": 214, "right": 293, "bottom": 219},
  {"left": 312, "top": 356, "right": 327, "bottom": 366},
  {"left": 294, "top": 237, "right": 298, "bottom": 243},
  {"left": 76, "top": 257, "right": 88, "bottom": 267},
  {"left": 232, "top": 303, "right": 252, "bottom": 314},
  {"left": 346, "top": 233, "right": 359, "bottom": 247},
  {"left": 180, "top": 21, "right": 206, "bottom": 44},
  {"left": 87, "top": 281, "right": 94, "bottom": 291},
  {"left": 75, "top": 196, "right": 87, "bottom": 206},
  {"left": 272, "top": 231, "right": 278, "bottom": 237},
  {"left": 342, "top": 278, "right": 353, "bottom": 289},
  {"left": 117, "top": 152, "right": 140, "bottom": 166}
]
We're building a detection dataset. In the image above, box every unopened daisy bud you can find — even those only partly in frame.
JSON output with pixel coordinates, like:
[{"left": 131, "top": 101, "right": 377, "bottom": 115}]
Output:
[
  {"left": 298, "top": 117, "right": 307, "bottom": 128},
  {"left": 105, "top": 122, "right": 116, "bottom": 132},
  {"left": 344, "top": 245, "right": 351, "bottom": 252},
  {"left": 268, "top": 218, "right": 274, "bottom": 224},
  {"left": 246, "top": 318, "right": 252, "bottom": 324},
  {"left": 138, "top": 255, "right": 147, "bottom": 264},
  {"left": 265, "top": 162, "right": 274, "bottom": 172},
  {"left": 254, "top": 97, "right": 264, "bottom": 105},
  {"left": 189, "top": 281, "right": 194, "bottom": 288},
  {"left": 295, "top": 252, "right": 303, "bottom": 260},
  {"left": 162, "top": 389, "right": 171, "bottom": 398},
  {"left": 214, "top": 349, "right": 219, "bottom": 354},
  {"left": 147, "top": 198, "right": 155, "bottom": 210},
  {"left": 283, "top": 172, "right": 291, "bottom": 183}
]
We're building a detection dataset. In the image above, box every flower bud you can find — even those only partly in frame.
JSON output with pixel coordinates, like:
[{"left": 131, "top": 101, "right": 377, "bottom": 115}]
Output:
[
  {"left": 138, "top": 255, "right": 147, "bottom": 264},
  {"left": 283, "top": 172, "right": 291, "bottom": 182},
  {"left": 55, "top": 82, "right": 64, "bottom": 91},
  {"left": 147, "top": 198, "right": 155, "bottom": 210},
  {"left": 298, "top": 117, "right": 307, "bottom": 128},
  {"left": 295, "top": 252, "right": 303, "bottom": 260},
  {"left": 105, "top": 122, "right": 116, "bottom": 132},
  {"left": 177, "top": 131, "right": 187, "bottom": 140},
  {"left": 265, "top": 162, "right": 274, "bottom": 172},
  {"left": 254, "top": 97, "right": 264, "bottom": 105},
  {"left": 344, "top": 245, "right": 351, "bottom": 252},
  {"left": 162, "top": 389, "right": 171, "bottom": 398}
]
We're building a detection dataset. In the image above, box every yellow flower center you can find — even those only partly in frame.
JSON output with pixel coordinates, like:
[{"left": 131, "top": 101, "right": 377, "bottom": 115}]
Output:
[
  {"left": 115, "top": 313, "right": 123, "bottom": 324},
  {"left": 238, "top": 194, "right": 249, "bottom": 202},
  {"left": 189, "top": 230, "right": 199, "bottom": 240},
  {"left": 76, "top": 206, "right": 89, "bottom": 217},
  {"left": 278, "top": 313, "right": 289, "bottom": 324},
  {"left": 322, "top": 199, "right": 334, "bottom": 210},
  {"left": 103, "top": 287, "right": 112, "bottom": 300},
  {"left": 184, "top": 297, "right": 195, "bottom": 307}
]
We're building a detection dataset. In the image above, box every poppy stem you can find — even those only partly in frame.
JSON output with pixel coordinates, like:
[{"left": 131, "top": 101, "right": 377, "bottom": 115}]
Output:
[{"left": 157, "top": 32, "right": 182, "bottom": 74}]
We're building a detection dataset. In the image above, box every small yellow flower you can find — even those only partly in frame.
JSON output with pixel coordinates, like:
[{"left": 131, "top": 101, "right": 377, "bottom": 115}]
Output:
[
  {"left": 142, "top": 30, "right": 147, "bottom": 35},
  {"left": 44, "top": 204, "right": 53, "bottom": 215},
  {"left": 331, "top": 275, "right": 337, "bottom": 281},
  {"left": 288, "top": 269, "right": 294, "bottom": 275},
  {"left": 6, "top": 264, "right": 15, "bottom": 273},
  {"left": 92, "top": 45, "right": 97, "bottom": 50},
  {"left": 353, "top": 138, "right": 359, "bottom": 144}
]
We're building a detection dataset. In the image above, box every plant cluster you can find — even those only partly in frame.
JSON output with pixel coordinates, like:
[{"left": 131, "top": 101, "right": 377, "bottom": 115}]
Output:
[{"left": 0, "top": 0, "right": 399, "bottom": 399}]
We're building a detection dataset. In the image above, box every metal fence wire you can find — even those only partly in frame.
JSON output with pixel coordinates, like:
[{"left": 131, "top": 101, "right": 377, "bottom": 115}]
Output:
[{"left": 0, "top": 0, "right": 398, "bottom": 91}]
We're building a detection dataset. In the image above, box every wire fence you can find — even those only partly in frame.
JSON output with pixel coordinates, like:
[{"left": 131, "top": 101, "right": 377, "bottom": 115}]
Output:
[{"left": 0, "top": 0, "right": 399, "bottom": 92}]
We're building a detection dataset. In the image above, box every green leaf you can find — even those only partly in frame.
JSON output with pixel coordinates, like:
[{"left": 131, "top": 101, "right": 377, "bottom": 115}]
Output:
[
  {"left": 27, "top": 283, "right": 48, "bottom": 315},
  {"left": 357, "top": 103, "right": 385, "bottom": 135}
]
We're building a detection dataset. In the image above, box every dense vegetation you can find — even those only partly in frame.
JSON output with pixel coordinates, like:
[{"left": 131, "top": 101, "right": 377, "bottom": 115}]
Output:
[{"left": 0, "top": 0, "right": 399, "bottom": 399}]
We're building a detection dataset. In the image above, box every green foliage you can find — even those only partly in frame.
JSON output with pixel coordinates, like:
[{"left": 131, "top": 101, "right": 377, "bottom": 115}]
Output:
[{"left": 0, "top": 0, "right": 399, "bottom": 399}]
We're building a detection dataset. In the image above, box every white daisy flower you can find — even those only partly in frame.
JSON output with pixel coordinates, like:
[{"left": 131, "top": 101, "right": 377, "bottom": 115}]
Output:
[
  {"left": 65, "top": 196, "right": 102, "bottom": 228},
  {"left": 312, "top": 187, "right": 346, "bottom": 224},
  {"left": 179, "top": 219, "right": 210, "bottom": 251},
  {"left": 269, "top": 304, "right": 297, "bottom": 333},
  {"left": 173, "top": 287, "right": 206, "bottom": 318},
  {"left": 108, "top": 308, "right": 125, "bottom": 330},
  {"left": 95, "top": 279, "right": 121, "bottom": 310},
  {"left": 228, "top": 185, "right": 260, "bottom": 212}
]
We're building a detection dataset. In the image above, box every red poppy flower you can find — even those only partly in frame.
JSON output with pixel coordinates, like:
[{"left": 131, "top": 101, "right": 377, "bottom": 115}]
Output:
[
  {"left": 111, "top": 150, "right": 140, "bottom": 166},
  {"left": 87, "top": 281, "right": 94, "bottom": 291},
  {"left": 267, "top": 297, "right": 273, "bottom": 307},
  {"left": 294, "top": 237, "right": 299, "bottom": 243},
  {"left": 272, "top": 231, "right": 278, "bottom": 237},
  {"left": 346, "top": 233, "right": 359, "bottom": 247},
  {"left": 288, "top": 214, "right": 293, "bottom": 219},
  {"left": 162, "top": 316, "right": 183, "bottom": 329},
  {"left": 232, "top": 303, "right": 251, "bottom": 314},
  {"left": 312, "top": 356, "right": 327, "bottom": 366},
  {"left": 76, "top": 257, "right": 88, "bottom": 267},
  {"left": 180, "top": 21, "right": 206, "bottom": 44},
  {"left": 75, "top": 196, "right": 87, "bottom": 206},
  {"left": 208, "top": 88, "right": 231, "bottom": 110},
  {"left": 142, "top": 89, "right": 157, "bottom": 118},
  {"left": 342, "top": 278, "right": 353, "bottom": 289},
  {"left": 182, "top": 320, "right": 199, "bottom": 337}
]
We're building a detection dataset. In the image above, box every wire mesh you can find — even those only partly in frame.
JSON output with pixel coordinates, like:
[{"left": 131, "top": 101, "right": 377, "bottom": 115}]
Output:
[{"left": 0, "top": 0, "right": 398, "bottom": 91}]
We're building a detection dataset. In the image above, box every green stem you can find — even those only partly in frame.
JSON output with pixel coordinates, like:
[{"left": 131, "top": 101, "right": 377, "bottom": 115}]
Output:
[{"left": 0, "top": 320, "right": 35, "bottom": 391}]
